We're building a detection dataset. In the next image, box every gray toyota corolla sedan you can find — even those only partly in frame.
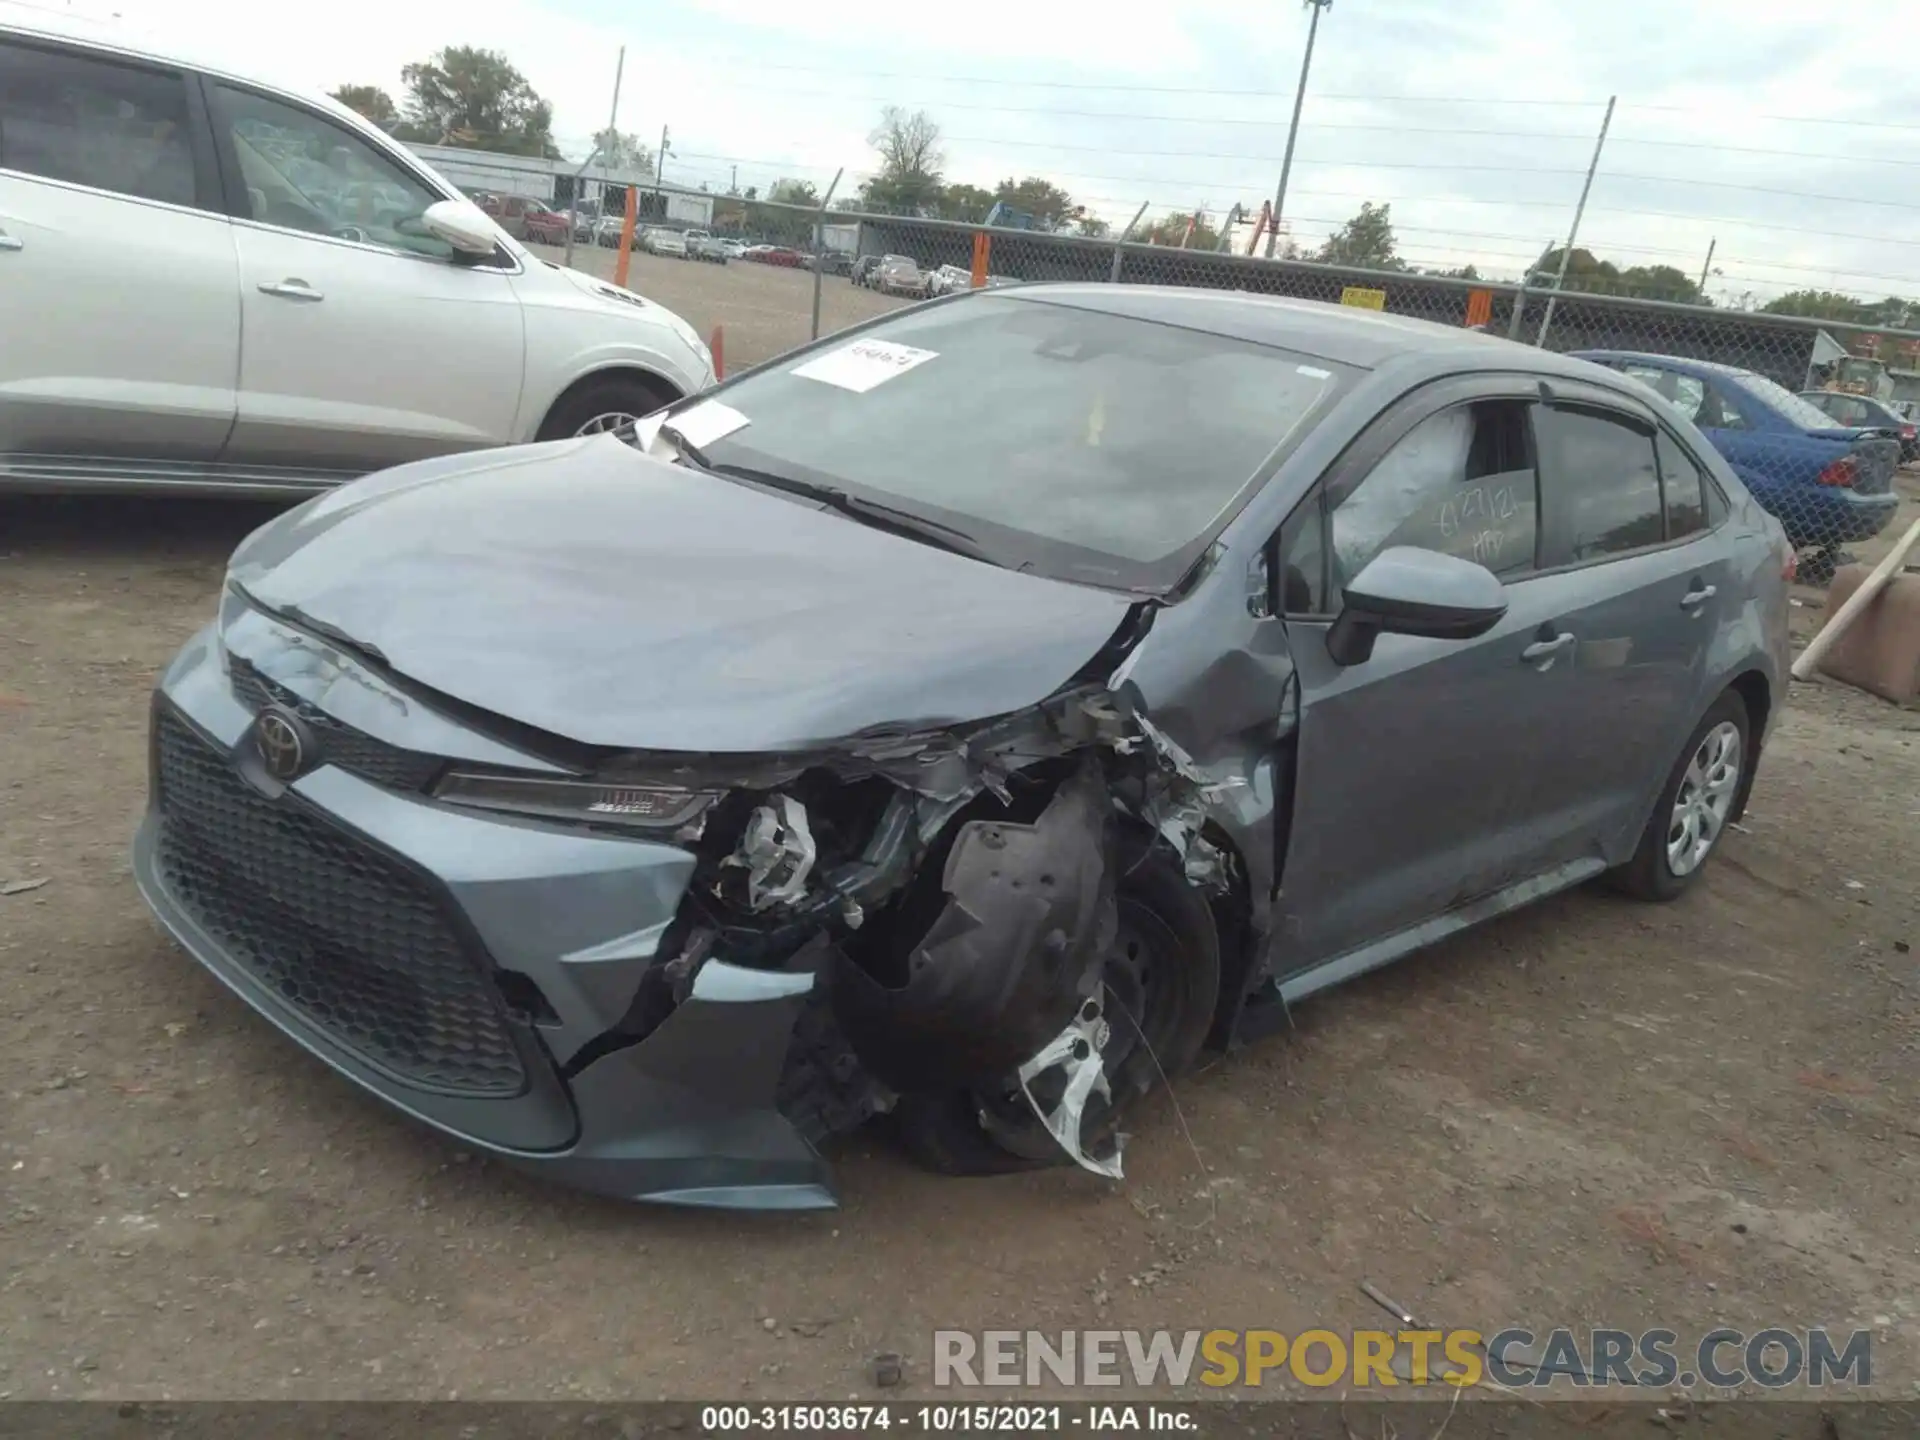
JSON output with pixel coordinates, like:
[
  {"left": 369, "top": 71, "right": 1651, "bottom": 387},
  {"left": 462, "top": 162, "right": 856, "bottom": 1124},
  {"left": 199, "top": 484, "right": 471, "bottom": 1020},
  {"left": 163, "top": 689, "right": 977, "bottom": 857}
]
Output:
[{"left": 133, "top": 286, "right": 1793, "bottom": 1209}]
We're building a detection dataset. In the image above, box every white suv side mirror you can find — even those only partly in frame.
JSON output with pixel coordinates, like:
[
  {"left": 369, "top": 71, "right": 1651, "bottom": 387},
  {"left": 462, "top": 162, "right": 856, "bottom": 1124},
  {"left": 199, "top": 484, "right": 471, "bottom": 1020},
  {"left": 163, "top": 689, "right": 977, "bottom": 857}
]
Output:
[{"left": 421, "top": 200, "right": 501, "bottom": 257}]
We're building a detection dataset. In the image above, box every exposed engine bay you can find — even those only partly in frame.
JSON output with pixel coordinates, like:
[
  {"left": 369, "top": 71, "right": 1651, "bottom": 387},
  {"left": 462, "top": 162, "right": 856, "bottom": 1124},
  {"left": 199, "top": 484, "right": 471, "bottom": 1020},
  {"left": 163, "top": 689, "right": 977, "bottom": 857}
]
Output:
[{"left": 565, "top": 675, "right": 1244, "bottom": 1180}]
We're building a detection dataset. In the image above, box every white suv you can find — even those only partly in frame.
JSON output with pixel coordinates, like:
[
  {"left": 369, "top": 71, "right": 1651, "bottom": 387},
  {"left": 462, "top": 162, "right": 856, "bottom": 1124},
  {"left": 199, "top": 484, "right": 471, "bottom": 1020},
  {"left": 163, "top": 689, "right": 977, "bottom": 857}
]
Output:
[{"left": 0, "top": 20, "right": 713, "bottom": 496}]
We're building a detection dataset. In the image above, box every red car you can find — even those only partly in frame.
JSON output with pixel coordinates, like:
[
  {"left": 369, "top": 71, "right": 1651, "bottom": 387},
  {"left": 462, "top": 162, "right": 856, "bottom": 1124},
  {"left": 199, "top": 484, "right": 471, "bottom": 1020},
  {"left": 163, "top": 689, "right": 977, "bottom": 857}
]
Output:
[
  {"left": 760, "top": 246, "right": 804, "bottom": 268},
  {"left": 521, "top": 207, "right": 571, "bottom": 245}
]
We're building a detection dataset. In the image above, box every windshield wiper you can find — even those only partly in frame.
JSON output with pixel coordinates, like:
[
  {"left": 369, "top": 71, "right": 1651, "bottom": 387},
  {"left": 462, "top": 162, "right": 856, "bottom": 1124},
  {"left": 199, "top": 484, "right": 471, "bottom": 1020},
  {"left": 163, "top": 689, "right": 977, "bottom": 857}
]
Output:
[{"left": 660, "top": 424, "right": 995, "bottom": 563}]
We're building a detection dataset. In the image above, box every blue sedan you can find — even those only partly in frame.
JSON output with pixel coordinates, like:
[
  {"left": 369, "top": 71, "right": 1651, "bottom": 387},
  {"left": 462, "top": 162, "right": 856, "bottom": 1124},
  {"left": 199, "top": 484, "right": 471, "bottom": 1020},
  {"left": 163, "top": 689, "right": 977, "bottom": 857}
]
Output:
[{"left": 1573, "top": 351, "right": 1900, "bottom": 579}]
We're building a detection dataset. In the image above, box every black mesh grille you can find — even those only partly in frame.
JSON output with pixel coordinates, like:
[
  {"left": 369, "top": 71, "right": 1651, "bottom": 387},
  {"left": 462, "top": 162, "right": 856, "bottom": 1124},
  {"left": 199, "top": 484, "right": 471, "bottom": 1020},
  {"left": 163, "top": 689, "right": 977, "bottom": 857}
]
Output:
[
  {"left": 153, "top": 707, "right": 527, "bottom": 1096},
  {"left": 228, "top": 658, "right": 445, "bottom": 792}
]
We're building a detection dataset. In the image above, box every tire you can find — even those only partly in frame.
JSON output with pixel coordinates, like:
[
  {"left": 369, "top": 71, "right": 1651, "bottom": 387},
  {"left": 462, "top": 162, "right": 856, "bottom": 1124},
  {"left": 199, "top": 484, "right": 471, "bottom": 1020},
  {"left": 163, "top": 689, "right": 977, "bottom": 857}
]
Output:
[
  {"left": 892, "top": 835, "right": 1221, "bottom": 1176},
  {"left": 536, "top": 374, "right": 673, "bottom": 442},
  {"left": 1610, "top": 690, "right": 1751, "bottom": 901}
]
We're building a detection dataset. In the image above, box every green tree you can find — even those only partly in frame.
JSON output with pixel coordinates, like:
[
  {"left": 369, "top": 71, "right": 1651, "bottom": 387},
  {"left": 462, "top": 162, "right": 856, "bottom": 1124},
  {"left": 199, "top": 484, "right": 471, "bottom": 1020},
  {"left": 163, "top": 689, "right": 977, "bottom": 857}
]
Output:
[
  {"left": 1076, "top": 214, "right": 1111, "bottom": 238},
  {"left": 1760, "top": 289, "right": 1866, "bottom": 319},
  {"left": 767, "top": 178, "right": 820, "bottom": 208},
  {"left": 862, "top": 106, "right": 945, "bottom": 214},
  {"left": 400, "top": 47, "right": 558, "bottom": 157},
  {"left": 1134, "top": 211, "right": 1221, "bottom": 249},
  {"left": 936, "top": 183, "right": 997, "bottom": 222},
  {"left": 330, "top": 84, "right": 399, "bottom": 129},
  {"left": 1614, "top": 263, "right": 1707, "bottom": 304},
  {"left": 992, "top": 175, "right": 1082, "bottom": 231},
  {"left": 1317, "top": 201, "right": 1403, "bottom": 270},
  {"left": 591, "top": 128, "right": 653, "bottom": 175},
  {"left": 1424, "top": 263, "right": 1481, "bottom": 281}
]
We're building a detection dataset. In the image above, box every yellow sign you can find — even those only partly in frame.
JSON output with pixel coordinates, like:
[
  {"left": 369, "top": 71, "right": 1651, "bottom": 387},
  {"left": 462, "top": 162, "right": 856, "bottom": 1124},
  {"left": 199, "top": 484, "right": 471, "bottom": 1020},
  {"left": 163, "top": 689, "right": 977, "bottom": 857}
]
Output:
[{"left": 1341, "top": 286, "right": 1388, "bottom": 310}]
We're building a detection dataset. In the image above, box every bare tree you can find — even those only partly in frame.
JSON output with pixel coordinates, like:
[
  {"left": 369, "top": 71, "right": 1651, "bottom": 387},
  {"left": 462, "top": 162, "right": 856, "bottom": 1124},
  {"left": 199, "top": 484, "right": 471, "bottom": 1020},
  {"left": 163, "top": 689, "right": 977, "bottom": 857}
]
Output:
[{"left": 863, "top": 106, "right": 945, "bottom": 213}]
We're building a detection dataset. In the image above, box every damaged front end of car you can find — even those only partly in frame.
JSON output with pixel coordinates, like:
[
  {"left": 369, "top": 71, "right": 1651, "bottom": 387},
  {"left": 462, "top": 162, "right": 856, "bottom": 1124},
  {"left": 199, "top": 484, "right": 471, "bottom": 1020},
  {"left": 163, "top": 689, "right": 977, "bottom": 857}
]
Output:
[{"left": 486, "top": 667, "right": 1242, "bottom": 1196}]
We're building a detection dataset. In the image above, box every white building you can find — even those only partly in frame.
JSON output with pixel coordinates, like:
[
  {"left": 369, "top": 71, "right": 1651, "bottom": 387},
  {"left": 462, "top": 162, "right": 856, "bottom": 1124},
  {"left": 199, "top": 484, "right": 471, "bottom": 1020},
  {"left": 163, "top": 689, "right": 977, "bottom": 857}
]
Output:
[{"left": 406, "top": 143, "right": 716, "bottom": 228}]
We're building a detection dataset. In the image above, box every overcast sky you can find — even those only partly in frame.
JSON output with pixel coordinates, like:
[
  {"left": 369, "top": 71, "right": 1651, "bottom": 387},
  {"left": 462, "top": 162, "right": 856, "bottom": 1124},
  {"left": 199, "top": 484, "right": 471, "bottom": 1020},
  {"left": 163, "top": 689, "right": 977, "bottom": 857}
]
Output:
[{"left": 14, "top": 0, "right": 1920, "bottom": 301}]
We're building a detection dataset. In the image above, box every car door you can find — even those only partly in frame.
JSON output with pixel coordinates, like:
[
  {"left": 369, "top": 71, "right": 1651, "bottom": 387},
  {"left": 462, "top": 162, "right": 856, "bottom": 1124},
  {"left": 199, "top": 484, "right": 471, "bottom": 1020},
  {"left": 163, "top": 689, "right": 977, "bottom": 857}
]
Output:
[
  {"left": 1523, "top": 391, "right": 1731, "bottom": 864},
  {"left": 204, "top": 80, "right": 525, "bottom": 475},
  {"left": 1272, "top": 380, "right": 1593, "bottom": 972},
  {"left": 0, "top": 34, "right": 239, "bottom": 471}
]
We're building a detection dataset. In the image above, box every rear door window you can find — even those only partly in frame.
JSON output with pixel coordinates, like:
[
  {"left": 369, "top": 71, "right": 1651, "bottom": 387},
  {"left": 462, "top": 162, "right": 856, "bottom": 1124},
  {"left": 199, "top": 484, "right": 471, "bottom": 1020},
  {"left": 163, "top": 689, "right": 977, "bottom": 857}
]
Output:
[
  {"left": 1535, "top": 406, "right": 1665, "bottom": 564},
  {"left": 0, "top": 39, "right": 201, "bottom": 208},
  {"left": 1655, "top": 431, "right": 1708, "bottom": 540}
]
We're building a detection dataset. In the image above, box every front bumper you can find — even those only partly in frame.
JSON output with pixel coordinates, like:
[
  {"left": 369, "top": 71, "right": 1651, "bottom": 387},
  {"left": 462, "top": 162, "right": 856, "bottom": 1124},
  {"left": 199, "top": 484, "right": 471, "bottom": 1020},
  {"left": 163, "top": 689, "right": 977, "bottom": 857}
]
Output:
[{"left": 130, "top": 616, "right": 835, "bottom": 1209}]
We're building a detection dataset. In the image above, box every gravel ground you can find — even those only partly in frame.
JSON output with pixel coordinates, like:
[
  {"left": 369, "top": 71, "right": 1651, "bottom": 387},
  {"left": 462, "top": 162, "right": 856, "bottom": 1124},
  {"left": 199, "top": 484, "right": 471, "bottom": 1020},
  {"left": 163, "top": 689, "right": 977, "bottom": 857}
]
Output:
[
  {"left": 526, "top": 240, "right": 909, "bottom": 370},
  {"left": 2, "top": 487, "right": 1916, "bottom": 1404}
]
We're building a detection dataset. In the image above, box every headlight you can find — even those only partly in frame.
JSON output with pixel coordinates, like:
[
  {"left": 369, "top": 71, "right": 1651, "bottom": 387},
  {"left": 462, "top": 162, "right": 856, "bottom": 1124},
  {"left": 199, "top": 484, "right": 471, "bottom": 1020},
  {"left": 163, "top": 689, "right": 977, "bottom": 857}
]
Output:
[{"left": 435, "top": 772, "right": 719, "bottom": 832}]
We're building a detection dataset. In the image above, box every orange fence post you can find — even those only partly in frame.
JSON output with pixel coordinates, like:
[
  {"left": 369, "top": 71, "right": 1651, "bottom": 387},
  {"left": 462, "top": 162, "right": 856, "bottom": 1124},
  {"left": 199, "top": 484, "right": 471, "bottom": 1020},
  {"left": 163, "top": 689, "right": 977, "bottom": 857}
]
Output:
[
  {"left": 1465, "top": 289, "right": 1493, "bottom": 328},
  {"left": 970, "top": 232, "right": 990, "bottom": 289},
  {"left": 613, "top": 185, "right": 638, "bottom": 289}
]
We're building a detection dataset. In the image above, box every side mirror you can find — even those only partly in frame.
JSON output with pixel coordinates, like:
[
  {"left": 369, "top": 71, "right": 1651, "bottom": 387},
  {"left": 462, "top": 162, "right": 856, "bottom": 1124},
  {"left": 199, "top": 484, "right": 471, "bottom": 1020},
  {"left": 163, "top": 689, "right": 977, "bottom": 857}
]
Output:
[
  {"left": 421, "top": 199, "right": 502, "bottom": 257},
  {"left": 1325, "top": 546, "right": 1507, "bottom": 667}
]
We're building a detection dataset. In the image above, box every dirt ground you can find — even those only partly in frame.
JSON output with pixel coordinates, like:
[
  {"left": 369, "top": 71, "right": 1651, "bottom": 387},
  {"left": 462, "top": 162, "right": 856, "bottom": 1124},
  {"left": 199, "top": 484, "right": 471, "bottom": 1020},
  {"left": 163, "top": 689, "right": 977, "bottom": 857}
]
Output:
[{"left": 524, "top": 240, "right": 910, "bottom": 370}]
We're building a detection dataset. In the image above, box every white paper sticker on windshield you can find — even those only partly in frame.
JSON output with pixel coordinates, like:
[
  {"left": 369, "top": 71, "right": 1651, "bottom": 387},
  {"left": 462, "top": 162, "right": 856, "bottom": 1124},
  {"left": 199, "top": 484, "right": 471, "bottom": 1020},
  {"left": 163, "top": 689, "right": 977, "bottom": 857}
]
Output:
[
  {"left": 1297, "top": 365, "right": 1332, "bottom": 379},
  {"left": 791, "top": 339, "right": 938, "bottom": 393},
  {"left": 662, "top": 399, "right": 751, "bottom": 448}
]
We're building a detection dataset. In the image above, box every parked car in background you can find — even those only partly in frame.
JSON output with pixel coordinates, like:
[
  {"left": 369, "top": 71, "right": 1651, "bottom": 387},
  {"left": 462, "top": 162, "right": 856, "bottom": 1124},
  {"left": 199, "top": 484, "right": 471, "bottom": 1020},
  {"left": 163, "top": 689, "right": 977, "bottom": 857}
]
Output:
[
  {"left": 1799, "top": 389, "right": 1918, "bottom": 465},
  {"left": 521, "top": 206, "right": 571, "bottom": 245},
  {"left": 874, "top": 255, "right": 926, "bottom": 296},
  {"left": 850, "top": 254, "right": 883, "bottom": 287},
  {"left": 757, "top": 246, "right": 805, "bottom": 268},
  {"left": 135, "top": 288, "right": 1789, "bottom": 1208},
  {"left": 690, "top": 233, "right": 731, "bottom": 264},
  {"left": 1574, "top": 351, "right": 1900, "bottom": 582},
  {"left": 719, "top": 239, "right": 748, "bottom": 260},
  {"left": 0, "top": 15, "right": 714, "bottom": 495},
  {"left": 595, "top": 215, "right": 629, "bottom": 247},
  {"left": 475, "top": 193, "right": 550, "bottom": 241},
  {"left": 804, "top": 250, "right": 853, "bottom": 276},
  {"left": 925, "top": 263, "right": 975, "bottom": 297},
  {"left": 642, "top": 228, "right": 689, "bottom": 259}
]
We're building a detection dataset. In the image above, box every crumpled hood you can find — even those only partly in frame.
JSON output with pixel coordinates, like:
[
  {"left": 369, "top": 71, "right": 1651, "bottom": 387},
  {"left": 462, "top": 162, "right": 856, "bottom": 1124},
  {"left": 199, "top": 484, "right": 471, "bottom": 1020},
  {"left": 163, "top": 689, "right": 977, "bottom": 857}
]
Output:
[{"left": 227, "top": 437, "right": 1136, "bottom": 753}]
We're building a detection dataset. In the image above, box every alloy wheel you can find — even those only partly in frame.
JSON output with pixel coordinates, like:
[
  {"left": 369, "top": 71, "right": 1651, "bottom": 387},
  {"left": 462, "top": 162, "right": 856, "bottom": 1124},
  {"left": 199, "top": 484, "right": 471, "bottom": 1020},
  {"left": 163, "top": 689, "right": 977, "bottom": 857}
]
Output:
[{"left": 1667, "top": 720, "right": 1742, "bottom": 877}]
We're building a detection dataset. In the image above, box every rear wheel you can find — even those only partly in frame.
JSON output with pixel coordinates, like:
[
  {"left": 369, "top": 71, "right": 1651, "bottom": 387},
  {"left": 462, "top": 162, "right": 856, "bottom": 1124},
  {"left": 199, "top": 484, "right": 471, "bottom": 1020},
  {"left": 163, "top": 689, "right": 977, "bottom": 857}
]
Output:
[
  {"left": 1611, "top": 691, "right": 1750, "bottom": 901},
  {"left": 892, "top": 837, "right": 1219, "bottom": 1176}
]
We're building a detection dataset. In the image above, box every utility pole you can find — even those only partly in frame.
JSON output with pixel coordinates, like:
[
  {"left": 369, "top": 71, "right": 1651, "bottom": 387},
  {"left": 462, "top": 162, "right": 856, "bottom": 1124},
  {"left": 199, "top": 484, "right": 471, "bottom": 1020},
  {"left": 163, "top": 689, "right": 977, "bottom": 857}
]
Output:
[
  {"left": 655, "top": 124, "right": 670, "bottom": 219},
  {"left": 1696, "top": 236, "right": 1717, "bottom": 299},
  {"left": 1266, "top": 0, "right": 1332, "bottom": 260},
  {"left": 564, "top": 46, "right": 623, "bottom": 271},
  {"left": 730, "top": 164, "right": 738, "bottom": 195},
  {"left": 1536, "top": 95, "right": 1614, "bottom": 349}
]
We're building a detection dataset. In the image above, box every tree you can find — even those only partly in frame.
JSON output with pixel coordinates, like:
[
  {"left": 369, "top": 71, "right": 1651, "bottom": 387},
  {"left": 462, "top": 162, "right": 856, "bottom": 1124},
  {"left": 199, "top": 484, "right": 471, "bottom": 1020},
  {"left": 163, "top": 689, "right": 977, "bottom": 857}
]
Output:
[
  {"left": 992, "top": 176, "right": 1082, "bottom": 231},
  {"left": 1424, "top": 263, "right": 1480, "bottom": 281},
  {"left": 767, "top": 178, "right": 820, "bottom": 209},
  {"left": 1760, "top": 289, "right": 1868, "bottom": 322},
  {"left": 591, "top": 127, "right": 653, "bottom": 175},
  {"left": 1134, "top": 211, "right": 1221, "bottom": 250},
  {"left": 1076, "top": 214, "right": 1111, "bottom": 239},
  {"left": 863, "top": 106, "right": 945, "bottom": 214},
  {"left": 1317, "top": 201, "right": 1403, "bottom": 270},
  {"left": 330, "top": 84, "right": 399, "bottom": 130},
  {"left": 936, "top": 183, "right": 997, "bottom": 222},
  {"left": 400, "top": 47, "right": 558, "bottom": 157}
]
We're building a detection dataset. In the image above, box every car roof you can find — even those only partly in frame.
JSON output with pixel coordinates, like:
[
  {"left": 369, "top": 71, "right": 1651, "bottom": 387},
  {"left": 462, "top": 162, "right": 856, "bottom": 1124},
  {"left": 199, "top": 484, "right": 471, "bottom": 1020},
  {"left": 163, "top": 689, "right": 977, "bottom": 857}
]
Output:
[
  {"left": 1572, "top": 349, "right": 1764, "bottom": 384},
  {"left": 1003, "top": 284, "right": 1580, "bottom": 373}
]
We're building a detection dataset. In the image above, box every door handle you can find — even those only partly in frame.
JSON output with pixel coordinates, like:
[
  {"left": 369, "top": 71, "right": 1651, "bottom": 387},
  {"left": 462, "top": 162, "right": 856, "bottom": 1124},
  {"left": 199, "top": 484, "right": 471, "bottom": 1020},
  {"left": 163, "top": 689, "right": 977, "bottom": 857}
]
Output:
[
  {"left": 0, "top": 233, "right": 22, "bottom": 252},
  {"left": 258, "top": 279, "right": 324, "bottom": 301},
  {"left": 1520, "top": 632, "right": 1576, "bottom": 666},
  {"left": 1680, "top": 582, "right": 1717, "bottom": 608}
]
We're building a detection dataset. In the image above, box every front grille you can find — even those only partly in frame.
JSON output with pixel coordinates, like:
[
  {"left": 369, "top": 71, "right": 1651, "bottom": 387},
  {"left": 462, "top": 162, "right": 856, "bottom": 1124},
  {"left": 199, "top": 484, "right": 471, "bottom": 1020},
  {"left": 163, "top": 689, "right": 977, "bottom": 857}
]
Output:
[
  {"left": 153, "top": 707, "right": 527, "bottom": 1096},
  {"left": 228, "top": 658, "right": 445, "bottom": 792}
]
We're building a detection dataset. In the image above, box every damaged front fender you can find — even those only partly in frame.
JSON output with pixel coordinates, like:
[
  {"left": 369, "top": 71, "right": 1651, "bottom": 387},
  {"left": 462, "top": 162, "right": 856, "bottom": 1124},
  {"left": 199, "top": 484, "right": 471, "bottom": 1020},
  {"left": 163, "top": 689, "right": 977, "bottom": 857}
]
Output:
[{"left": 830, "top": 762, "right": 1117, "bottom": 1094}]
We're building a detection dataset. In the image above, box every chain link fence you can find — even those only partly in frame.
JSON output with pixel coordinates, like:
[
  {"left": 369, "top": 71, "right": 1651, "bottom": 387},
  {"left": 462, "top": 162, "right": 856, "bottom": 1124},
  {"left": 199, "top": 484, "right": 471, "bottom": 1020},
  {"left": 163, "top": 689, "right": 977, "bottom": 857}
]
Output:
[{"left": 554, "top": 204, "right": 1918, "bottom": 573}]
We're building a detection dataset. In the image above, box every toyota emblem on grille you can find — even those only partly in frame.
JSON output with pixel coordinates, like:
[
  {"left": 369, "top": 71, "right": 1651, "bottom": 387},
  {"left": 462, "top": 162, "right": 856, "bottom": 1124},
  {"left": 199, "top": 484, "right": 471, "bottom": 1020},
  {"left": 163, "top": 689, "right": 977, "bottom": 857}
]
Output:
[{"left": 254, "top": 707, "right": 311, "bottom": 781}]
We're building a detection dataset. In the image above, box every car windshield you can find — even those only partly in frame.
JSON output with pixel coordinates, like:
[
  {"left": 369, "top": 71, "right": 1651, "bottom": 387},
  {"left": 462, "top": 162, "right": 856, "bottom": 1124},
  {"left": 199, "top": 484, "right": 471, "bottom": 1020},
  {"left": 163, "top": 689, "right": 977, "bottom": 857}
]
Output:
[
  {"left": 681, "top": 295, "right": 1350, "bottom": 592},
  {"left": 1733, "top": 371, "right": 1846, "bottom": 430}
]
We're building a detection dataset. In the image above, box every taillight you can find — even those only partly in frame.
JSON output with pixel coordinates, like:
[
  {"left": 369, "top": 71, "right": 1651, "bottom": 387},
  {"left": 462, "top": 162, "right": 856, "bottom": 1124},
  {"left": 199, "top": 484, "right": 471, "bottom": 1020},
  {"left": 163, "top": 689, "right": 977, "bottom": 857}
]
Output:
[
  {"left": 1815, "top": 457, "right": 1858, "bottom": 488},
  {"left": 1902, "top": 425, "right": 1915, "bottom": 440}
]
